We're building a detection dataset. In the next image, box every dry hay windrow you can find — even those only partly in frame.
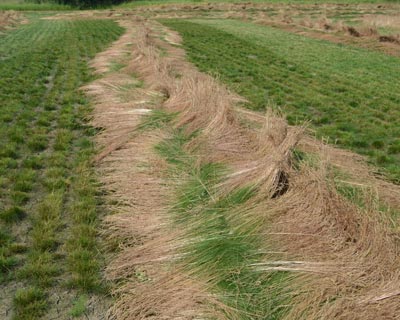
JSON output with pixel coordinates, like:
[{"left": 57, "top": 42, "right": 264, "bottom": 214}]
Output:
[
  {"left": 83, "top": 18, "right": 228, "bottom": 320},
  {"left": 0, "top": 10, "right": 26, "bottom": 31},
  {"left": 85, "top": 14, "right": 400, "bottom": 320},
  {"left": 126, "top": 18, "right": 400, "bottom": 319}
]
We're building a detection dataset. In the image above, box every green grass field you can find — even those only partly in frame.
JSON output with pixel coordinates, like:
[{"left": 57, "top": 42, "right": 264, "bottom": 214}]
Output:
[
  {"left": 0, "top": 0, "right": 71, "bottom": 10},
  {"left": 162, "top": 19, "right": 400, "bottom": 183},
  {"left": 0, "top": 16, "right": 123, "bottom": 318}
]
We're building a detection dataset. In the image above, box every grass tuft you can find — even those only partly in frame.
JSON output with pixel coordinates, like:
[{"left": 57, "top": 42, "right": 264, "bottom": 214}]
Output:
[
  {"left": 0, "top": 206, "right": 26, "bottom": 223},
  {"left": 18, "top": 251, "right": 59, "bottom": 287},
  {"left": 138, "top": 109, "right": 178, "bottom": 130},
  {"left": 13, "top": 287, "right": 48, "bottom": 320},
  {"left": 69, "top": 294, "right": 88, "bottom": 318}
]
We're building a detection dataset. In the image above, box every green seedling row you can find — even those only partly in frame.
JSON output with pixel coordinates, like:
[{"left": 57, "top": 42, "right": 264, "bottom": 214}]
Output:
[{"left": 0, "top": 17, "right": 123, "bottom": 318}]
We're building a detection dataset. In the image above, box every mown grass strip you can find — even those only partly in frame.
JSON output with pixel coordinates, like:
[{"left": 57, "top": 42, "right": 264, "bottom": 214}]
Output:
[
  {"left": 162, "top": 19, "right": 400, "bottom": 183},
  {"left": 0, "top": 17, "right": 123, "bottom": 319},
  {"left": 141, "top": 110, "right": 291, "bottom": 319}
]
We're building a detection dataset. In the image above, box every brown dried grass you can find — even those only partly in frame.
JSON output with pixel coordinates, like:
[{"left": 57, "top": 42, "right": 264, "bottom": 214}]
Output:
[
  {"left": 148, "top": 20, "right": 400, "bottom": 320},
  {"left": 225, "top": 152, "right": 400, "bottom": 319},
  {"left": 127, "top": 23, "right": 256, "bottom": 165},
  {"left": 220, "top": 110, "right": 304, "bottom": 198},
  {"left": 364, "top": 13, "right": 400, "bottom": 29},
  {"left": 84, "top": 14, "right": 400, "bottom": 320},
  {"left": 107, "top": 270, "right": 237, "bottom": 320},
  {"left": 0, "top": 10, "right": 24, "bottom": 30},
  {"left": 86, "top": 18, "right": 234, "bottom": 320}
]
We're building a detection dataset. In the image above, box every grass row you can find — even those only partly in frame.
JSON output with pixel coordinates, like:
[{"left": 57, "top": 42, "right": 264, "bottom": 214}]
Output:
[
  {"left": 0, "top": 17, "right": 123, "bottom": 318},
  {"left": 162, "top": 19, "right": 400, "bottom": 183},
  {"left": 140, "top": 110, "right": 291, "bottom": 319}
]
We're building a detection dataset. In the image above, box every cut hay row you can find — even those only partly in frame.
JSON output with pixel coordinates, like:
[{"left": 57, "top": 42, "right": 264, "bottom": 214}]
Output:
[
  {"left": 85, "top": 15, "right": 400, "bottom": 320},
  {"left": 84, "top": 18, "right": 224, "bottom": 319},
  {"left": 131, "top": 20, "right": 400, "bottom": 319},
  {"left": 0, "top": 10, "right": 26, "bottom": 31},
  {"left": 252, "top": 12, "right": 400, "bottom": 47}
]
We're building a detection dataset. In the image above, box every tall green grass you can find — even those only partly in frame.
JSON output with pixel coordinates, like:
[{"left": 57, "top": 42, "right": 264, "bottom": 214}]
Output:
[{"left": 162, "top": 19, "right": 400, "bottom": 183}]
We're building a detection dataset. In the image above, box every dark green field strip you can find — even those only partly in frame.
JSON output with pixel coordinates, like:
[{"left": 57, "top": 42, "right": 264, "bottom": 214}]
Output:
[
  {"left": 162, "top": 19, "right": 400, "bottom": 182},
  {"left": 0, "top": 18, "right": 123, "bottom": 318}
]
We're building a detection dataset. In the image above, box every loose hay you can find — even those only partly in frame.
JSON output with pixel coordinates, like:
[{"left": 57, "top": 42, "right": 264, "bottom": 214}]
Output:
[{"left": 85, "top": 15, "right": 400, "bottom": 320}]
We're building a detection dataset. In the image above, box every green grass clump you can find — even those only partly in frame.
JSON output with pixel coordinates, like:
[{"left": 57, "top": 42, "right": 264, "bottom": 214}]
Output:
[
  {"left": 0, "top": 249, "right": 18, "bottom": 273},
  {"left": 0, "top": 144, "right": 20, "bottom": 159},
  {"left": 138, "top": 109, "right": 178, "bottom": 130},
  {"left": 154, "top": 128, "right": 196, "bottom": 167},
  {"left": 173, "top": 163, "right": 289, "bottom": 318},
  {"left": 53, "top": 129, "right": 73, "bottom": 151},
  {"left": 13, "top": 287, "right": 48, "bottom": 320},
  {"left": 27, "top": 135, "right": 49, "bottom": 152},
  {"left": 162, "top": 19, "right": 400, "bottom": 183},
  {"left": 67, "top": 248, "right": 102, "bottom": 292},
  {"left": 18, "top": 251, "right": 59, "bottom": 287},
  {"left": 10, "top": 191, "right": 30, "bottom": 205},
  {"left": 66, "top": 160, "right": 105, "bottom": 293},
  {"left": 0, "top": 206, "right": 26, "bottom": 223},
  {"left": 0, "top": 228, "right": 11, "bottom": 246},
  {"left": 69, "top": 294, "right": 88, "bottom": 318},
  {"left": 23, "top": 191, "right": 64, "bottom": 290}
]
